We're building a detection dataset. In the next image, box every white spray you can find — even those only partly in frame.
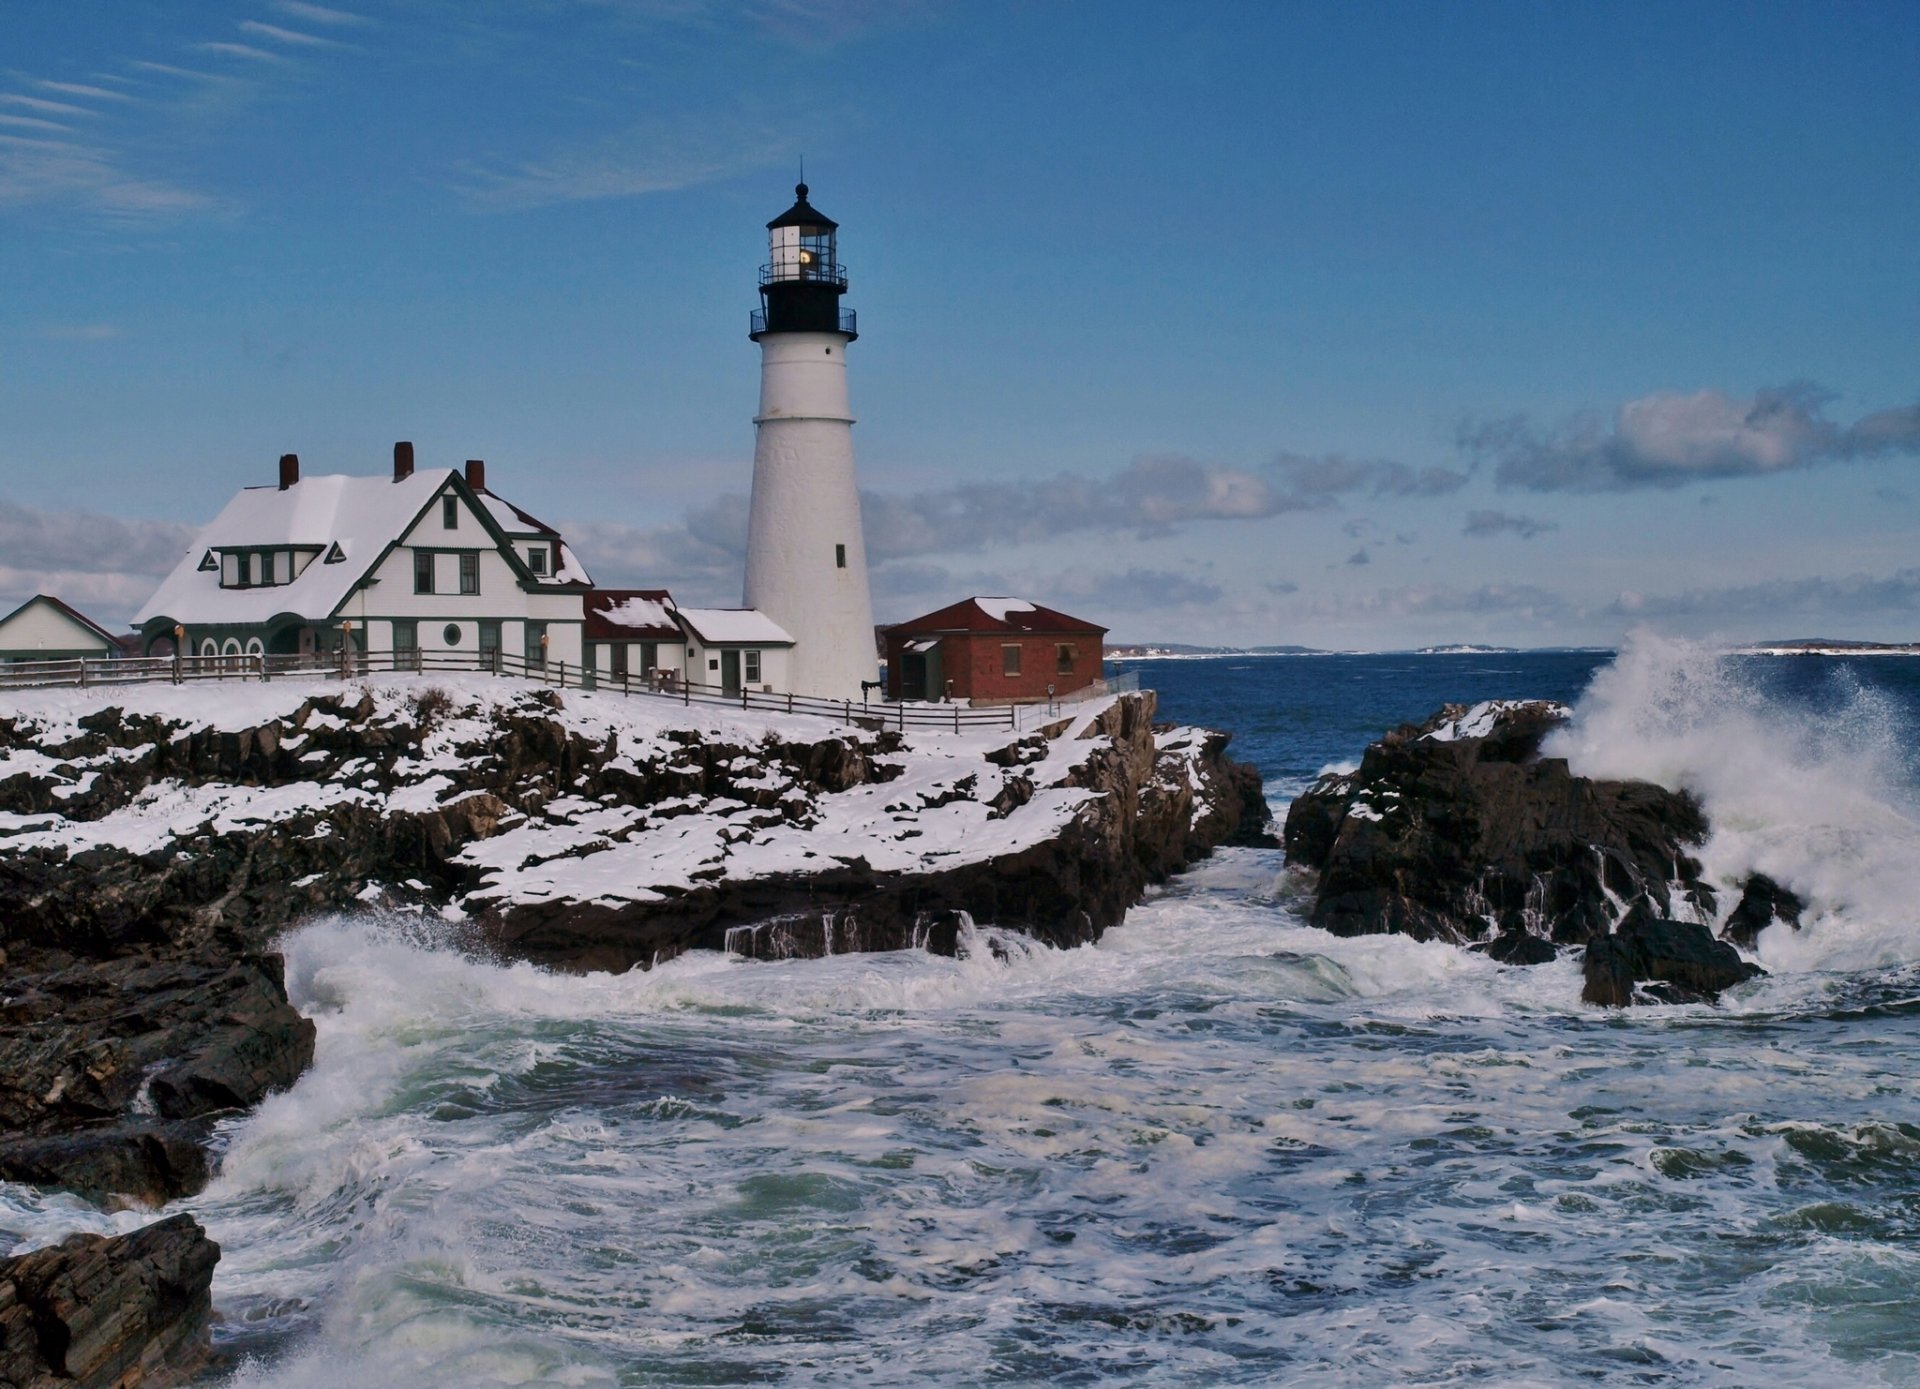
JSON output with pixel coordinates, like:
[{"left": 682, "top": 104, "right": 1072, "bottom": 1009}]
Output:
[{"left": 1545, "top": 632, "right": 1920, "bottom": 971}]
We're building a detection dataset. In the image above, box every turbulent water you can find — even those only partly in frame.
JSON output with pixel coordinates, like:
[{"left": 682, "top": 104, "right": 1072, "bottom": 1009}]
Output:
[{"left": 9, "top": 637, "right": 1920, "bottom": 1385}]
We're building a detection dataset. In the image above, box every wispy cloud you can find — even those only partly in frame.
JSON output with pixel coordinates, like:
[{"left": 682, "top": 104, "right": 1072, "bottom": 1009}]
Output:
[
  {"left": 272, "top": 0, "right": 374, "bottom": 24},
  {"left": 39, "top": 323, "right": 124, "bottom": 341},
  {"left": 1464, "top": 384, "right": 1920, "bottom": 492},
  {"left": 0, "top": 94, "right": 99, "bottom": 117},
  {"left": 454, "top": 117, "right": 789, "bottom": 210},
  {"left": 1462, "top": 509, "right": 1557, "bottom": 539},
  {"left": 197, "top": 42, "right": 289, "bottom": 63},
  {"left": 37, "top": 81, "right": 135, "bottom": 103},
  {"left": 239, "top": 20, "right": 346, "bottom": 48}
]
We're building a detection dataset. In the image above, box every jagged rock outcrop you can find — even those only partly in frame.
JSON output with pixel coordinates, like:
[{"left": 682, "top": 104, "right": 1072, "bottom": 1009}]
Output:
[
  {"left": 1582, "top": 903, "right": 1764, "bottom": 1006},
  {"left": 1284, "top": 699, "right": 1767, "bottom": 1006},
  {"left": 0, "top": 1214, "right": 217, "bottom": 1388},
  {"left": 0, "top": 949, "right": 313, "bottom": 1205},
  {"left": 490, "top": 695, "right": 1274, "bottom": 970}
]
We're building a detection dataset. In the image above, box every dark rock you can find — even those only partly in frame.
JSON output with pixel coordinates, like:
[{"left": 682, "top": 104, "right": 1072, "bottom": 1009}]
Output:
[
  {"left": 1581, "top": 906, "right": 1765, "bottom": 1007},
  {"left": 1474, "top": 931, "right": 1559, "bottom": 965},
  {"left": 1284, "top": 700, "right": 1714, "bottom": 949},
  {"left": 0, "top": 949, "right": 312, "bottom": 1202},
  {"left": 1723, "top": 872, "right": 1806, "bottom": 949},
  {"left": 482, "top": 693, "right": 1270, "bottom": 972},
  {"left": 0, "top": 1123, "right": 210, "bottom": 1209},
  {"left": 0, "top": 1213, "right": 218, "bottom": 1388}
]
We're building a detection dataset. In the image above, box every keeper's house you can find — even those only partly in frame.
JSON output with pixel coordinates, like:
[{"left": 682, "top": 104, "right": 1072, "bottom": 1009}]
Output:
[
  {"left": 883, "top": 597, "right": 1106, "bottom": 704},
  {"left": 0, "top": 594, "right": 123, "bottom": 665},
  {"left": 134, "top": 446, "right": 592, "bottom": 667}
]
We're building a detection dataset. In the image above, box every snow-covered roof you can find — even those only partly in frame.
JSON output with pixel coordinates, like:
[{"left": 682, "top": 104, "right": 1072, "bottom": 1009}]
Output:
[
  {"left": 550, "top": 542, "right": 591, "bottom": 588},
  {"left": 136, "top": 471, "right": 457, "bottom": 627},
  {"left": 475, "top": 492, "right": 557, "bottom": 537},
  {"left": 134, "top": 468, "right": 591, "bottom": 627},
  {"left": 674, "top": 607, "right": 795, "bottom": 647},
  {"left": 889, "top": 596, "right": 1107, "bottom": 637},
  {"left": 583, "top": 589, "right": 683, "bottom": 641}
]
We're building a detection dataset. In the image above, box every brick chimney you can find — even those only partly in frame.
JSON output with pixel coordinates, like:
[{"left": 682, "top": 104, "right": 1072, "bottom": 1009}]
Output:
[
  {"left": 464, "top": 459, "right": 486, "bottom": 492},
  {"left": 278, "top": 453, "right": 299, "bottom": 490},
  {"left": 393, "top": 440, "right": 415, "bottom": 482}
]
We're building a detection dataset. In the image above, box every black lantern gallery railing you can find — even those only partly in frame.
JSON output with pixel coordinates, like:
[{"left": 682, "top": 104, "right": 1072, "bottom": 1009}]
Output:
[
  {"left": 750, "top": 307, "right": 857, "bottom": 337},
  {"left": 759, "top": 260, "right": 847, "bottom": 289}
]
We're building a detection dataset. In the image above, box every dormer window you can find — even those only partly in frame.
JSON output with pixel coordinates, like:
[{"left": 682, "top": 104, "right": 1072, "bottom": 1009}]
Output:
[
  {"left": 217, "top": 547, "right": 296, "bottom": 588},
  {"left": 528, "top": 546, "right": 549, "bottom": 576}
]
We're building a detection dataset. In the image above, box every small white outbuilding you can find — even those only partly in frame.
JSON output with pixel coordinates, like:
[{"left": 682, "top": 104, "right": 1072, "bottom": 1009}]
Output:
[{"left": 0, "top": 595, "right": 123, "bottom": 664}]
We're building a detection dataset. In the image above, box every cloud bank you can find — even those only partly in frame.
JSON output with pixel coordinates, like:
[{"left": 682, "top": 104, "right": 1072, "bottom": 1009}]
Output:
[{"left": 1464, "top": 384, "right": 1920, "bottom": 492}]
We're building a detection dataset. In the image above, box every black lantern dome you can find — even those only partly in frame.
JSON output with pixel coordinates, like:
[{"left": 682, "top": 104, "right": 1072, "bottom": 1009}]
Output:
[{"left": 752, "top": 182, "right": 856, "bottom": 341}]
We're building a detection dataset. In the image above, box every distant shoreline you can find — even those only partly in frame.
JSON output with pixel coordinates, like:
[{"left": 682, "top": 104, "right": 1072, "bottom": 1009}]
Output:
[{"left": 1106, "top": 642, "right": 1920, "bottom": 661}]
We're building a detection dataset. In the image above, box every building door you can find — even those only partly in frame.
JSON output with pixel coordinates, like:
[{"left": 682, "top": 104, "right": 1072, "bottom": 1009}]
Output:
[
  {"left": 720, "top": 649, "right": 741, "bottom": 695},
  {"left": 478, "top": 621, "right": 501, "bottom": 670},
  {"left": 525, "top": 621, "right": 547, "bottom": 670}
]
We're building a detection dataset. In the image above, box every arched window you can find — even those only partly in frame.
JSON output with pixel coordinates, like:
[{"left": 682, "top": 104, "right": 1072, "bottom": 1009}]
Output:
[
  {"left": 200, "top": 638, "right": 218, "bottom": 658},
  {"left": 244, "top": 638, "right": 264, "bottom": 658}
]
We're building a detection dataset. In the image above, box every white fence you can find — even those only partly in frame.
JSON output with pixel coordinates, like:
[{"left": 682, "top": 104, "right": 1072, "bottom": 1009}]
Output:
[{"left": 0, "top": 649, "right": 1138, "bottom": 734}]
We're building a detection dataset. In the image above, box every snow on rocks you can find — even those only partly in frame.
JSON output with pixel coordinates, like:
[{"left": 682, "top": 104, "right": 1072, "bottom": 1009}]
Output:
[{"left": 0, "top": 673, "right": 1270, "bottom": 973}]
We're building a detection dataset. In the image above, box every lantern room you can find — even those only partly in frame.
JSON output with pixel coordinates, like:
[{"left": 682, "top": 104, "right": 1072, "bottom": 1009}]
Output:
[{"left": 752, "top": 183, "right": 857, "bottom": 340}]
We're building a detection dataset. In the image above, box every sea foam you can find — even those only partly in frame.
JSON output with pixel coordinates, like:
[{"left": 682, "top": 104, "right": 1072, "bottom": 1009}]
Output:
[{"left": 1546, "top": 632, "right": 1920, "bottom": 972}]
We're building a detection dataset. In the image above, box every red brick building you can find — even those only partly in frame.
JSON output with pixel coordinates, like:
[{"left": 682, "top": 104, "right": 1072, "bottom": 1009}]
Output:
[{"left": 884, "top": 597, "right": 1107, "bottom": 703}]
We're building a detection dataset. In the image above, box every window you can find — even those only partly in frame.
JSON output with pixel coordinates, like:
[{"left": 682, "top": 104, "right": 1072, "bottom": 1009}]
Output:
[
  {"left": 393, "top": 620, "right": 418, "bottom": 651},
  {"left": 611, "top": 644, "right": 629, "bottom": 679},
  {"left": 527, "top": 547, "right": 549, "bottom": 576},
  {"left": 459, "top": 552, "right": 479, "bottom": 595},
  {"left": 1057, "top": 643, "right": 1076, "bottom": 675},
  {"left": 275, "top": 550, "right": 293, "bottom": 585},
  {"left": 415, "top": 550, "right": 435, "bottom": 594},
  {"left": 443, "top": 623, "right": 461, "bottom": 646},
  {"left": 221, "top": 553, "right": 241, "bottom": 587},
  {"left": 641, "top": 641, "right": 658, "bottom": 674},
  {"left": 443, "top": 495, "right": 459, "bottom": 529},
  {"left": 1002, "top": 643, "right": 1023, "bottom": 678},
  {"left": 835, "top": 543, "right": 847, "bottom": 569},
  {"left": 200, "top": 638, "right": 218, "bottom": 658},
  {"left": 744, "top": 649, "right": 761, "bottom": 684}
]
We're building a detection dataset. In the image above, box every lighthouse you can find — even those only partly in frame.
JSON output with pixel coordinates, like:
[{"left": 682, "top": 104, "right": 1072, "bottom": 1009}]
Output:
[{"left": 743, "top": 183, "right": 877, "bottom": 699}]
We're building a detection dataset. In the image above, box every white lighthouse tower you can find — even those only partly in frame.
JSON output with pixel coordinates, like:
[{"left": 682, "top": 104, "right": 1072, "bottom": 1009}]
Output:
[{"left": 742, "top": 183, "right": 877, "bottom": 699}]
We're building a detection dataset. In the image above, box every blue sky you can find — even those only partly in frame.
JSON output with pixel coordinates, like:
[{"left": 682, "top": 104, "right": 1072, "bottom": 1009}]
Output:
[{"left": 3, "top": 0, "right": 1917, "bottom": 647}]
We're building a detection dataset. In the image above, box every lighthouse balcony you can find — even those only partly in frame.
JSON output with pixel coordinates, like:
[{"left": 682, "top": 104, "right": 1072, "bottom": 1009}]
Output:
[
  {"left": 759, "top": 261, "right": 848, "bottom": 290},
  {"left": 750, "top": 306, "right": 857, "bottom": 339}
]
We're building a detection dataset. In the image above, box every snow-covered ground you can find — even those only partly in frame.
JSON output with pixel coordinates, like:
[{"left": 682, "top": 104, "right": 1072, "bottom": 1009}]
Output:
[{"left": 0, "top": 673, "right": 1178, "bottom": 920}]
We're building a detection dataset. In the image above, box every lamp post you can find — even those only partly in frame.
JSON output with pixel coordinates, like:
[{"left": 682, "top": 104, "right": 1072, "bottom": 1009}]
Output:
[
  {"left": 340, "top": 620, "right": 354, "bottom": 680},
  {"left": 172, "top": 625, "right": 185, "bottom": 684}
]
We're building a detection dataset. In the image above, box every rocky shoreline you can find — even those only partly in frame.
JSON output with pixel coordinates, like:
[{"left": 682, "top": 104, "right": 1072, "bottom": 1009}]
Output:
[
  {"left": 0, "top": 676, "right": 1268, "bottom": 1385},
  {"left": 1284, "top": 699, "right": 1784, "bottom": 1006}
]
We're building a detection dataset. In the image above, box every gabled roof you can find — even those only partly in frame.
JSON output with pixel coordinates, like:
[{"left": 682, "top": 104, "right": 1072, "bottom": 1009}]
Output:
[
  {"left": 889, "top": 596, "right": 1107, "bottom": 637},
  {"left": 674, "top": 607, "right": 795, "bottom": 647},
  {"left": 0, "top": 594, "right": 123, "bottom": 646},
  {"left": 584, "top": 589, "right": 683, "bottom": 642},
  {"left": 134, "top": 468, "right": 592, "bottom": 629}
]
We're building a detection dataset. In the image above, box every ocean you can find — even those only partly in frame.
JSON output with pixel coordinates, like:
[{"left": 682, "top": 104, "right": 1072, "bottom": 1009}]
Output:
[{"left": 8, "top": 636, "right": 1920, "bottom": 1386}]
